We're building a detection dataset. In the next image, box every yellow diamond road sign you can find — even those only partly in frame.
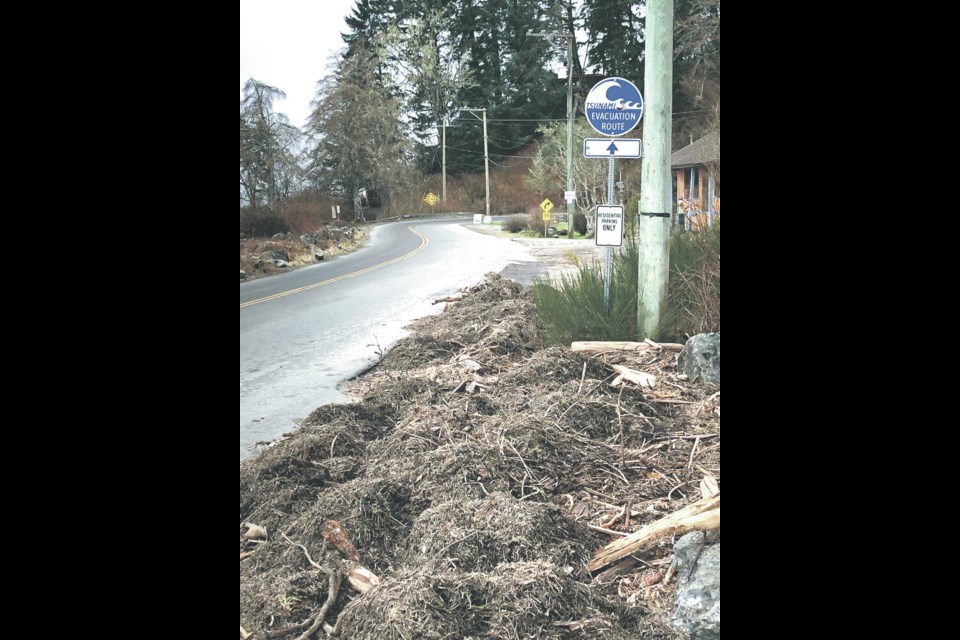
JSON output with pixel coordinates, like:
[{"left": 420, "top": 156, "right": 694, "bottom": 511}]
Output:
[
  {"left": 540, "top": 198, "right": 554, "bottom": 220},
  {"left": 424, "top": 192, "right": 438, "bottom": 206}
]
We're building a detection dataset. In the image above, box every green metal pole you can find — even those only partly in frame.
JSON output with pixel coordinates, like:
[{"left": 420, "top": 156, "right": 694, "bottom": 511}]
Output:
[{"left": 637, "top": 0, "right": 674, "bottom": 338}]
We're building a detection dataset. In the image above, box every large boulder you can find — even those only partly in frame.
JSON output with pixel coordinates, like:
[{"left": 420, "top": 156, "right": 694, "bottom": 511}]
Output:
[
  {"left": 301, "top": 233, "right": 319, "bottom": 246},
  {"left": 671, "top": 532, "right": 720, "bottom": 639},
  {"left": 259, "top": 249, "right": 289, "bottom": 263},
  {"left": 678, "top": 333, "right": 720, "bottom": 384}
]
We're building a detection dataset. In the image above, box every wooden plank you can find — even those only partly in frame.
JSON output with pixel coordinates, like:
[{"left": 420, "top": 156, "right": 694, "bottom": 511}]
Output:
[
  {"left": 571, "top": 341, "right": 684, "bottom": 354},
  {"left": 587, "top": 493, "right": 720, "bottom": 572}
]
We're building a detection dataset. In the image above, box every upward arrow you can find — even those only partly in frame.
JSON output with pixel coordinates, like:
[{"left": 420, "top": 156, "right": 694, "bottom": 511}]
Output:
[{"left": 606, "top": 141, "right": 618, "bottom": 155}]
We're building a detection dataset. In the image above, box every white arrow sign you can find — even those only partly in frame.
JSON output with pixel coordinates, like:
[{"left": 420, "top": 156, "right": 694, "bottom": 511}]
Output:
[{"left": 583, "top": 138, "right": 642, "bottom": 158}]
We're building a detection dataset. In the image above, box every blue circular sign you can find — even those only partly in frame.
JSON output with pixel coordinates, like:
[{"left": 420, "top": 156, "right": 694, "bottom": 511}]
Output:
[{"left": 584, "top": 77, "right": 643, "bottom": 136}]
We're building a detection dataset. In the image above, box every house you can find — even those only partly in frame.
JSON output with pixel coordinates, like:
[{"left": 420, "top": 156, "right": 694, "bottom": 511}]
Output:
[{"left": 671, "top": 130, "right": 720, "bottom": 229}]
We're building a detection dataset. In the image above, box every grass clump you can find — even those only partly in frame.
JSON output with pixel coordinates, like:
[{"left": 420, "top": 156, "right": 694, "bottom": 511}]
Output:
[{"left": 534, "top": 222, "right": 720, "bottom": 343}]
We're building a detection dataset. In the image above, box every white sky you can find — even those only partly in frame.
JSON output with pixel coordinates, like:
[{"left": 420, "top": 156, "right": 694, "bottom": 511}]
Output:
[{"left": 240, "top": 0, "right": 357, "bottom": 129}]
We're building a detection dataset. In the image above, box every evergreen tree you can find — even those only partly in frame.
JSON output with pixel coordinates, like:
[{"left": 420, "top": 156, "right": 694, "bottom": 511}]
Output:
[
  {"left": 307, "top": 50, "right": 408, "bottom": 218},
  {"left": 580, "top": 0, "right": 645, "bottom": 79}
]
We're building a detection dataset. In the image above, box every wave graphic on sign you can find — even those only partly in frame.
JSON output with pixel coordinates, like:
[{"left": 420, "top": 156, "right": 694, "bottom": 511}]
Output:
[{"left": 585, "top": 78, "right": 643, "bottom": 110}]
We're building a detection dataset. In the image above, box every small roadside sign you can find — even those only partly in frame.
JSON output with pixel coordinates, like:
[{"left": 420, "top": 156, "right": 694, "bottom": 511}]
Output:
[
  {"left": 424, "top": 192, "right": 439, "bottom": 206},
  {"left": 583, "top": 138, "right": 642, "bottom": 158},
  {"left": 540, "top": 198, "right": 554, "bottom": 221},
  {"left": 564, "top": 190, "right": 576, "bottom": 202},
  {"left": 596, "top": 205, "right": 624, "bottom": 247}
]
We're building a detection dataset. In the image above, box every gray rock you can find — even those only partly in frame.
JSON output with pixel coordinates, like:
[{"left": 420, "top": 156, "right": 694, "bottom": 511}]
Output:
[
  {"left": 240, "top": 270, "right": 247, "bottom": 279},
  {"left": 672, "top": 532, "right": 720, "bottom": 640},
  {"left": 260, "top": 249, "right": 289, "bottom": 262},
  {"left": 273, "top": 259, "right": 289, "bottom": 268},
  {"left": 301, "top": 233, "right": 319, "bottom": 246},
  {"left": 315, "top": 251, "right": 325, "bottom": 261},
  {"left": 678, "top": 333, "right": 720, "bottom": 384},
  {"left": 271, "top": 233, "right": 285, "bottom": 240}
]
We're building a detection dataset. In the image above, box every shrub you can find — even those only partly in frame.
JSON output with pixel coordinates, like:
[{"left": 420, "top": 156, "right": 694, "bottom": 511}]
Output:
[
  {"left": 572, "top": 213, "right": 587, "bottom": 237},
  {"left": 661, "top": 223, "right": 720, "bottom": 338},
  {"left": 503, "top": 216, "right": 526, "bottom": 233},
  {"left": 240, "top": 207, "right": 289, "bottom": 238}
]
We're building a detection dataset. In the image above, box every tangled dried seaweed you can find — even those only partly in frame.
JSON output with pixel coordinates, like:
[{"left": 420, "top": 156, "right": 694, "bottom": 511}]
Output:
[{"left": 240, "top": 273, "right": 718, "bottom": 638}]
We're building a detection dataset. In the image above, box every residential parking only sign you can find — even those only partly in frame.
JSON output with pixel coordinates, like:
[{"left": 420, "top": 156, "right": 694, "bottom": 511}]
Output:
[
  {"left": 596, "top": 206, "right": 624, "bottom": 247},
  {"left": 584, "top": 77, "right": 643, "bottom": 137}
]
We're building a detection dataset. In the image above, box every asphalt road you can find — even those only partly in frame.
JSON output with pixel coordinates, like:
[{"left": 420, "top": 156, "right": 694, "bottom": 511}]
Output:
[{"left": 239, "top": 219, "right": 533, "bottom": 461}]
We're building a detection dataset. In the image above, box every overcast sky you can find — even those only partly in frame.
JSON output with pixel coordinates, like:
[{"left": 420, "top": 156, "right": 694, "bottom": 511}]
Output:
[{"left": 240, "top": 0, "right": 357, "bottom": 129}]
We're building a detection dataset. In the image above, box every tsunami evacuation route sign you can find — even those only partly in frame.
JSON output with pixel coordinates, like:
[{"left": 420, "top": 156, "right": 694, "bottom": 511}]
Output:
[{"left": 584, "top": 77, "right": 643, "bottom": 137}]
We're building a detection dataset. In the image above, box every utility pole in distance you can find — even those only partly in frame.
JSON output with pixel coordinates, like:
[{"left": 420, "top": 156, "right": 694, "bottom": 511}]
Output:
[
  {"left": 528, "top": 27, "right": 575, "bottom": 238},
  {"left": 637, "top": 0, "right": 673, "bottom": 338},
  {"left": 442, "top": 117, "right": 447, "bottom": 207},
  {"left": 461, "top": 108, "right": 491, "bottom": 218}
]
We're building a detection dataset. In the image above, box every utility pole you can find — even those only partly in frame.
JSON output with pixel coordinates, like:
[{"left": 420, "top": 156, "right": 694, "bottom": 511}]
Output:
[
  {"left": 637, "top": 0, "right": 673, "bottom": 338},
  {"left": 442, "top": 117, "right": 447, "bottom": 207},
  {"left": 482, "top": 109, "right": 490, "bottom": 219},
  {"left": 528, "top": 27, "right": 575, "bottom": 238},
  {"left": 460, "top": 108, "right": 490, "bottom": 219}
]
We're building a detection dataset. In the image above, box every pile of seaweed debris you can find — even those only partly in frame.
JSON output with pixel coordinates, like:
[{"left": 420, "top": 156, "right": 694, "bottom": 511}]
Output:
[{"left": 240, "top": 274, "right": 720, "bottom": 639}]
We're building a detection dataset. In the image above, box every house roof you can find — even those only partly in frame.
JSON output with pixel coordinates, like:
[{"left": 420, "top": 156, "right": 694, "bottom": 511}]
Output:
[{"left": 671, "top": 131, "right": 720, "bottom": 169}]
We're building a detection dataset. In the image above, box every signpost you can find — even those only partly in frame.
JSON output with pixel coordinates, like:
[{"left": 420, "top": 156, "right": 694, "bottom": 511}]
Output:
[{"left": 584, "top": 77, "right": 643, "bottom": 312}]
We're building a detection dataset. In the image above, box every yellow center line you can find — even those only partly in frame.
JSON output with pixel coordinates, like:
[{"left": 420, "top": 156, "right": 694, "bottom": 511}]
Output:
[{"left": 240, "top": 227, "right": 429, "bottom": 309}]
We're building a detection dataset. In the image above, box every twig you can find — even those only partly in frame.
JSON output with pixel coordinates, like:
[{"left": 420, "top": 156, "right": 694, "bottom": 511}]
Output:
[
  {"left": 582, "top": 487, "right": 618, "bottom": 502},
  {"left": 587, "top": 523, "right": 629, "bottom": 537},
  {"left": 577, "top": 362, "right": 588, "bottom": 395},
  {"left": 505, "top": 438, "right": 534, "bottom": 482},
  {"left": 686, "top": 437, "right": 701, "bottom": 474},
  {"left": 668, "top": 481, "right": 694, "bottom": 501},
  {"left": 696, "top": 391, "right": 721, "bottom": 417},
  {"left": 280, "top": 534, "right": 343, "bottom": 640},
  {"left": 281, "top": 533, "right": 323, "bottom": 570},
  {"left": 293, "top": 570, "right": 341, "bottom": 640},
  {"left": 616, "top": 385, "right": 626, "bottom": 468},
  {"left": 601, "top": 505, "right": 626, "bottom": 528}
]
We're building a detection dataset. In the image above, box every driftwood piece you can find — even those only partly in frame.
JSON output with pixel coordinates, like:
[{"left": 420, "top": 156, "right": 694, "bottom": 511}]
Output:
[
  {"left": 571, "top": 341, "right": 684, "bottom": 354},
  {"left": 347, "top": 565, "right": 381, "bottom": 593},
  {"left": 243, "top": 523, "right": 268, "bottom": 540},
  {"left": 700, "top": 475, "right": 719, "bottom": 498},
  {"left": 433, "top": 293, "right": 463, "bottom": 304},
  {"left": 611, "top": 364, "right": 657, "bottom": 388},
  {"left": 322, "top": 520, "right": 360, "bottom": 561},
  {"left": 320, "top": 521, "right": 381, "bottom": 593},
  {"left": 588, "top": 494, "right": 720, "bottom": 572}
]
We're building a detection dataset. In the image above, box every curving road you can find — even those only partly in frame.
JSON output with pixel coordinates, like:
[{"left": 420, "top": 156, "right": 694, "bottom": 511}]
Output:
[{"left": 239, "top": 219, "right": 534, "bottom": 461}]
